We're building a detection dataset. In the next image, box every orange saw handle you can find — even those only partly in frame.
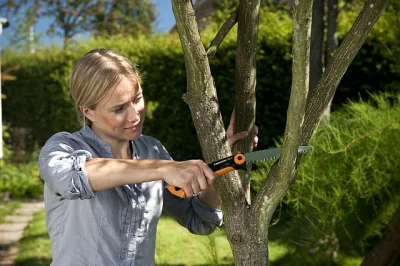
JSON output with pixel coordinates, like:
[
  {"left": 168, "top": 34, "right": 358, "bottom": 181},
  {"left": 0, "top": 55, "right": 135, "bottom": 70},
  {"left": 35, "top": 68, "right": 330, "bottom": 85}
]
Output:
[{"left": 167, "top": 153, "right": 247, "bottom": 199}]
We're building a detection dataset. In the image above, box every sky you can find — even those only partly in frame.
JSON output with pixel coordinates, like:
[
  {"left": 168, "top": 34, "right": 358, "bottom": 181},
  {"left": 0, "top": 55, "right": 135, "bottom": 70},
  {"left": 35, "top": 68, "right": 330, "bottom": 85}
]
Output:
[{"left": 0, "top": 0, "right": 177, "bottom": 48}]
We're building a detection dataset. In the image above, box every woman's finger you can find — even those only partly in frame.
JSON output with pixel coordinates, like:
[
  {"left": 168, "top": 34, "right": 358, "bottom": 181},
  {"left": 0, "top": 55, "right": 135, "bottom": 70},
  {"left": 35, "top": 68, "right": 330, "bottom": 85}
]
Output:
[{"left": 227, "top": 131, "right": 248, "bottom": 147}]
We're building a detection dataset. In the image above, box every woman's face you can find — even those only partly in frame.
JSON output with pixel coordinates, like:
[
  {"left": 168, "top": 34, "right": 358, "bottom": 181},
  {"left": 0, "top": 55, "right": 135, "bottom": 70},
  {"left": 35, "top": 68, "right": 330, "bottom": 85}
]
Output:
[{"left": 87, "top": 77, "right": 146, "bottom": 144}]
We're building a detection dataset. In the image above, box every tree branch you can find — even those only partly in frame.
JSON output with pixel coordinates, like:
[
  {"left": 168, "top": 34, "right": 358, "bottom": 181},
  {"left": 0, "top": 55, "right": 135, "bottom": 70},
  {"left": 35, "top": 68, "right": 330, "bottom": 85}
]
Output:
[
  {"left": 301, "top": 0, "right": 391, "bottom": 144},
  {"left": 171, "top": 0, "right": 243, "bottom": 203},
  {"left": 233, "top": 0, "right": 261, "bottom": 206},
  {"left": 206, "top": 9, "right": 238, "bottom": 59},
  {"left": 252, "top": 0, "right": 313, "bottom": 227}
]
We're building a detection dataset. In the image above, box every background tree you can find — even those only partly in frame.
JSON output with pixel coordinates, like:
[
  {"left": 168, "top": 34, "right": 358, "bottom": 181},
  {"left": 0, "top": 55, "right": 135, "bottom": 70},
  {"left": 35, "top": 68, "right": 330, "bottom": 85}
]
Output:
[
  {"left": 0, "top": 0, "right": 156, "bottom": 49},
  {"left": 310, "top": 0, "right": 339, "bottom": 123},
  {"left": 0, "top": 5, "right": 41, "bottom": 52},
  {"left": 172, "top": 0, "right": 390, "bottom": 265},
  {"left": 91, "top": 0, "right": 156, "bottom": 38},
  {"left": 0, "top": 0, "right": 99, "bottom": 49}
]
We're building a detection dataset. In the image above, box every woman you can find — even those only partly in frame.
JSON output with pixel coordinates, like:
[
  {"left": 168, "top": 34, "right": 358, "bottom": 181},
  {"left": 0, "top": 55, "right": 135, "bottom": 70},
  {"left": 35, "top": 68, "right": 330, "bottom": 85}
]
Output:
[{"left": 39, "top": 49, "right": 252, "bottom": 265}]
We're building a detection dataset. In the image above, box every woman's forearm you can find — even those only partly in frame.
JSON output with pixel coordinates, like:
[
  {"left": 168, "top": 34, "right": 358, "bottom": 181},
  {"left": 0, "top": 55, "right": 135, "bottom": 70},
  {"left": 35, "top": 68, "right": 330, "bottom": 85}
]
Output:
[
  {"left": 85, "top": 158, "right": 165, "bottom": 192},
  {"left": 85, "top": 158, "right": 216, "bottom": 198}
]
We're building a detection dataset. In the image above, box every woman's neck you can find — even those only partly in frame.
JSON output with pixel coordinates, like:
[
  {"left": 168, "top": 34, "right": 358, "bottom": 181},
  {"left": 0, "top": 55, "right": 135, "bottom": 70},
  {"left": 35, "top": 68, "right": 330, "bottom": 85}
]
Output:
[
  {"left": 90, "top": 126, "right": 132, "bottom": 159},
  {"left": 111, "top": 141, "right": 132, "bottom": 159}
]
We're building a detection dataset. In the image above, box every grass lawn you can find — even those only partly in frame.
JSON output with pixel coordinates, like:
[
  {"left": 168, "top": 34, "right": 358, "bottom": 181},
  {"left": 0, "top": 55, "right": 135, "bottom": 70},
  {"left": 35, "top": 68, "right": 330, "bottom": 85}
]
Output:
[
  {"left": 155, "top": 215, "right": 234, "bottom": 265},
  {"left": 13, "top": 210, "right": 291, "bottom": 265},
  {"left": 12, "top": 209, "right": 362, "bottom": 265},
  {"left": 14, "top": 211, "right": 52, "bottom": 266}
]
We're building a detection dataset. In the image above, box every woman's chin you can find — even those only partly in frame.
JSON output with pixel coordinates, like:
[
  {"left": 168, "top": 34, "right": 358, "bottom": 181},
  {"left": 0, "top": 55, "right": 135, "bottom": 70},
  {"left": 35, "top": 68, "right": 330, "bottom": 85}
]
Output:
[{"left": 123, "top": 127, "right": 142, "bottom": 139}]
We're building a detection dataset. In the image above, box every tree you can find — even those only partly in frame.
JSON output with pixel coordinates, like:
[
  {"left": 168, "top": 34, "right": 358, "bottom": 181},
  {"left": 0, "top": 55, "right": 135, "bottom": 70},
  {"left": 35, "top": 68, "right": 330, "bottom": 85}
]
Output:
[
  {"left": 310, "top": 0, "right": 339, "bottom": 123},
  {"left": 91, "top": 0, "right": 156, "bottom": 38},
  {"left": 45, "top": 0, "right": 99, "bottom": 49},
  {"left": 0, "top": 0, "right": 156, "bottom": 49},
  {"left": 362, "top": 205, "right": 400, "bottom": 266},
  {"left": 171, "top": 0, "right": 390, "bottom": 264},
  {"left": 0, "top": 0, "right": 99, "bottom": 49}
]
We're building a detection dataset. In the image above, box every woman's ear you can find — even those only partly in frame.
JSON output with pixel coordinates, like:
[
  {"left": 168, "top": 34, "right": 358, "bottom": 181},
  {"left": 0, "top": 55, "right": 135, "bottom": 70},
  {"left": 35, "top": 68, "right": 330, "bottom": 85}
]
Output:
[{"left": 80, "top": 107, "right": 96, "bottom": 123}]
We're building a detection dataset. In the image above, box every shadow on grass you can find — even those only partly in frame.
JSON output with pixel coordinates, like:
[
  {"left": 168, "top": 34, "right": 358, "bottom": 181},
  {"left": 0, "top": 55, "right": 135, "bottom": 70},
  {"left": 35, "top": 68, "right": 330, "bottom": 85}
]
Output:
[
  {"left": 0, "top": 242, "right": 17, "bottom": 250},
  {"left": 18, "top": 232, "right": 50, "bottom": 243},
  {"left": 15, "top": 258, "right": 52, "bottom": 266}
]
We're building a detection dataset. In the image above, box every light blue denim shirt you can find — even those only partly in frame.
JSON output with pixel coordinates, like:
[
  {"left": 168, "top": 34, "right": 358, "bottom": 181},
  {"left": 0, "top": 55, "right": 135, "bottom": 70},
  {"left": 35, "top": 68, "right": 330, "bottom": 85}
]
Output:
[{"left": 38, "top": 126, "right": 223, "bottom": 266}]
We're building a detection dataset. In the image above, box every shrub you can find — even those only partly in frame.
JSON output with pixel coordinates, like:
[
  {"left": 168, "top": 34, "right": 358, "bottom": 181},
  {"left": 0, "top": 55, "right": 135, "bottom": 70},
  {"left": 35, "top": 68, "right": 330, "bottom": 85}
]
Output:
[
  {"left": 252, "top": 93, "right": 400, "bottom": 265},
  {"left": 0, "top": 159, "right": 43, "bottom": 199}
]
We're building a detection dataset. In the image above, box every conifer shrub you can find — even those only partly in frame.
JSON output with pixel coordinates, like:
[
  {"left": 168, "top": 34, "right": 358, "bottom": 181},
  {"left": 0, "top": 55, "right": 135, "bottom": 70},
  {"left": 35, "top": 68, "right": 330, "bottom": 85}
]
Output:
[{"left": 251, "top": 93, "right": 400, "bottom": 265}]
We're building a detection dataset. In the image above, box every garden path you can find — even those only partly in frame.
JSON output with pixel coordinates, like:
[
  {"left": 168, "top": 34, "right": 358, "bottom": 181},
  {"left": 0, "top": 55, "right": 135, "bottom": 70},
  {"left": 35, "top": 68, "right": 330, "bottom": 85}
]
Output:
[{"left": 0, "top": 201, "right": 44, "bottom": 266}]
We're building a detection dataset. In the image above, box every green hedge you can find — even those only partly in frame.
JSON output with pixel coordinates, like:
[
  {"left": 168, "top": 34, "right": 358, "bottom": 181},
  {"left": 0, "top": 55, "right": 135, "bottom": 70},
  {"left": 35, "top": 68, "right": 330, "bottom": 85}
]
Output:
[
  {"left": 1, "top": 7, "right": 399, "bottom": 161},
  {"left": 0, "top": 160, "right": 43, "bottom": 199}
]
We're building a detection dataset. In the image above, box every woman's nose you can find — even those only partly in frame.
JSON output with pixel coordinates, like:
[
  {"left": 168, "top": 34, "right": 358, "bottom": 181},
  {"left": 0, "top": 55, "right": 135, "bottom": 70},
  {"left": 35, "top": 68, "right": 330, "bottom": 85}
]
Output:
[{"left": 127, "top": 103, "right": 140, "bottom": 122}]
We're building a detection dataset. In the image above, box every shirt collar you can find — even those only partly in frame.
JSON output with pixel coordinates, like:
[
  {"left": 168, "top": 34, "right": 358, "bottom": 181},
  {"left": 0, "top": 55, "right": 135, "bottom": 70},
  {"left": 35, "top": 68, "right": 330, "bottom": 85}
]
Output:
[
  {"left": 78, "top": 125, "right": 140, "bottom": 159},
  {"left": 78, "top": 125, "right": 113, "bottom": 158}
]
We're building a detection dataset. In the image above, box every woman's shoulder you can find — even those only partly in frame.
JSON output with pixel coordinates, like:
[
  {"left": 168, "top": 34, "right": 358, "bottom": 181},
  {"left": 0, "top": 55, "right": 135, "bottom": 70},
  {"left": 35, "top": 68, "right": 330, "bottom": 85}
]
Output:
[
  {"left": 134, "top": 135, "right": 171, "bottom": 160},
  {"left": 41, "top": 130, "right": 88, "bottom": 154},
  {"left": 45, "top": 130, "right": 82, "bottom": 144}
]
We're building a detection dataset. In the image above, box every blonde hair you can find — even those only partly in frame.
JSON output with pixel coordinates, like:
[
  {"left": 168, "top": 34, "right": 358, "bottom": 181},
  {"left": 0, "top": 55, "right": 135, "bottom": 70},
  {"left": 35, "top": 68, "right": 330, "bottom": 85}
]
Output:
[{"left": 70, "top": 49, "right": 141, "bottom": 126}]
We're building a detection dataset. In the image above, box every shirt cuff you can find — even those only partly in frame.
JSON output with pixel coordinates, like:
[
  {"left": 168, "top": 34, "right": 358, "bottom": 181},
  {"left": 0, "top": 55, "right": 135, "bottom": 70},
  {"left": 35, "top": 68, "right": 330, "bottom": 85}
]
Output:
[{"left": 192, "top": 196, "right": 223, "bottom": 226}]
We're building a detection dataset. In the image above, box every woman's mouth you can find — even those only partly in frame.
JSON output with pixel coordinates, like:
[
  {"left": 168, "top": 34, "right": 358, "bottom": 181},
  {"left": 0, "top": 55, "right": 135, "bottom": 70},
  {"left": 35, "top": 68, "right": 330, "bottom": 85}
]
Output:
[{"left": 125, "top": 124, "right": 139, "bottom": 130}]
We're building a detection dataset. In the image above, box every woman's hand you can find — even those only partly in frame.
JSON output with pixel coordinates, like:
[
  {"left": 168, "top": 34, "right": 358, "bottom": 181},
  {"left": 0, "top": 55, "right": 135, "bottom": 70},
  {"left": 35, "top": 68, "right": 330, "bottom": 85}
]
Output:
[
  {"left": 226, "top": 109, "right": 258, "bottom": 149},
  {"left": 160, "top": 160, "right": 215, "bottom": 198}
]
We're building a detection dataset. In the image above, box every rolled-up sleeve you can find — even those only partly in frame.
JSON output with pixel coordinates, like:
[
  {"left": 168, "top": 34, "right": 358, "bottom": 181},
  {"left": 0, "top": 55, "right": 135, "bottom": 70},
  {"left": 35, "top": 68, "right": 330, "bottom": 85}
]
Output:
[
  {"left": 163, "top": 187, "right": 223, "bottom": 235},
  {"left": 38, "top": 133, "right": 95, "bottom": 200}
]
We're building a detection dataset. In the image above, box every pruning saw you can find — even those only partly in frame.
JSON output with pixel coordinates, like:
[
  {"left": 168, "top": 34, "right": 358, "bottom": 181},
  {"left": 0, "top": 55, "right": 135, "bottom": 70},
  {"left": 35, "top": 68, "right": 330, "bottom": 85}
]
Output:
[{"left": 167, "top": 145, "right": 313, "bottom": 199}]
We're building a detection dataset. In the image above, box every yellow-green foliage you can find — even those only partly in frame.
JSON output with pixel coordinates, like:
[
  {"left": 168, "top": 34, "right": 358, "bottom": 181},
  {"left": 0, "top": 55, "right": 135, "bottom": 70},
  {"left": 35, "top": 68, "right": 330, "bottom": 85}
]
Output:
[
  {"left": 0, "top": 160, "right": 43, "bottom": 199},
  {"left": 1, "top": 125, "right": 43, "bottom": 199},
  {"left": 252, "top": 93, "right": 400, "bottom": 265}
]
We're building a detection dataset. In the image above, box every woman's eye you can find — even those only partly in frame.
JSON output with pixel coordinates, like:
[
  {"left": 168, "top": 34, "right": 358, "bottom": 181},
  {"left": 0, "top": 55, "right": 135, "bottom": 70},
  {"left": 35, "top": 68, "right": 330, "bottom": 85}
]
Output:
[
  {"left": 114, "top": 106, "right": 124, "bottom": 114},
  {"left": 134, "top": 97, "right": 142, "bottom": 104}
]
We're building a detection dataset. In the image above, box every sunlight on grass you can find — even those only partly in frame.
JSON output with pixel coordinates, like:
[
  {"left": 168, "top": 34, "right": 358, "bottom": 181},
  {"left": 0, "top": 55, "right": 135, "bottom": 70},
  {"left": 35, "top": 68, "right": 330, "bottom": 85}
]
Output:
[
  {"left": 155, "top": 215, "right": 293, "bottom": 265},
  {"left": 156, "top": 215, "right": 234, "bottom": 265},
  {"left": 340, "top": 256, "right": 363, "bottom": 266},
  {"left": 15, "top": 211, "right": 52, "bottom": 266}
]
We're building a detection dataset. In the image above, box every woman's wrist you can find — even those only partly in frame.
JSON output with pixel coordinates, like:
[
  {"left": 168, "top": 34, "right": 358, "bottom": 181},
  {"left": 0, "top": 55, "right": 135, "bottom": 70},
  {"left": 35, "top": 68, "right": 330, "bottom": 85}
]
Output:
[{"left": 198, "top": 185, "right": 220, "bottom": 209}]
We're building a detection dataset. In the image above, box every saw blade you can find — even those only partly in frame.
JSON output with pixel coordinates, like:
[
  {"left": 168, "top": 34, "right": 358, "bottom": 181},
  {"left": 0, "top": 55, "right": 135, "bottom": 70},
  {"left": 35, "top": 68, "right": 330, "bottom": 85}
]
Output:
[{"left": 244, "top": 146, "right": 313, "bottom": 164}]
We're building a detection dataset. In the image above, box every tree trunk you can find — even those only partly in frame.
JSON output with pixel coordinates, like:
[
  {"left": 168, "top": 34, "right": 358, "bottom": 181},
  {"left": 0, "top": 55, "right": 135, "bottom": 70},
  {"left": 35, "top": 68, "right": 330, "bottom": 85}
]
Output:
[
  {"left": 172, "top": 1, "right": 269, "bottom": 264},
  {"left": 361, "top": 206, "right": 400, "bottom": 266}
]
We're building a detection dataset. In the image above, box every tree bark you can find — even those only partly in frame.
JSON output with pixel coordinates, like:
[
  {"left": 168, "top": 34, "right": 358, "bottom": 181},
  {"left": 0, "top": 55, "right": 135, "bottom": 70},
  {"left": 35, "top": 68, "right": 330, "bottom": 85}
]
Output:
[
  {"left": 361, "top": 206, "right": 400, "bottom": 266},
  {"left": 277, "top": 0, "right": 313, "bottom": 184}
]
